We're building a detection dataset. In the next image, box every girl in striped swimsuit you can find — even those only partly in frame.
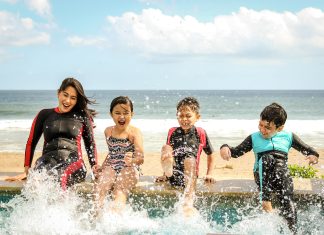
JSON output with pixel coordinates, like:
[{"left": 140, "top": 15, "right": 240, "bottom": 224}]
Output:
[{"left": 94, "top": 96, "right": 144, "bottom": 214}]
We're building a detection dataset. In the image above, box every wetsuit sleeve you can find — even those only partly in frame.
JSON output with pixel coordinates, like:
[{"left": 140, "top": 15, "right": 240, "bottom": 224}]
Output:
[
  {"left": 220, "top": 135, "right": 253, "bottom": 158},
  {"left": 291, "top": 133, "right": 319, "bottom": 157},
  {"left": 82, "top": 116, "right": 98, "bottom": 167},
  {"left": 203, "top": 130, "right": 214, "bottom": 155},
  {"left": 24, "top": 110, "right": 46, "bottom": 167}
]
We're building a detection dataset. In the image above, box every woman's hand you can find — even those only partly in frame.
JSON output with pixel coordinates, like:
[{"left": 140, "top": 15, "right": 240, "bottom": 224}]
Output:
[
  {"left": 5, "top": 173, "right": 27, "bottom": 182},
  {"left": 5, "top": 166, "right": 29, "bottom": 181}
]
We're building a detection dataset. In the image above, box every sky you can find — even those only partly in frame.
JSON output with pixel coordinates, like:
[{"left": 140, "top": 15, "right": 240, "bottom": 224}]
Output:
[{"left": 0, "top": 0, "right": 324, "bottom": 90}]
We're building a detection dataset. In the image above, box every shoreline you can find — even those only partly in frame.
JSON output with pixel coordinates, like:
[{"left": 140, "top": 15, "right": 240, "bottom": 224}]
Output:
[{"left": 1, "top": 149, "right": 323, "bottom": 181}]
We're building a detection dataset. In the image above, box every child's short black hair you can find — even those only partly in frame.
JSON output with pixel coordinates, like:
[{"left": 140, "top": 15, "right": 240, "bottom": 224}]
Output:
[
  {"left": 177, "top": 97, "right": 200, "bottom": 114},
  {"left": 260, "top": 102, "right": 287, "bottom": 127},
  {"left": 110, "top": 96, "right": 133, "bottom": 113}
]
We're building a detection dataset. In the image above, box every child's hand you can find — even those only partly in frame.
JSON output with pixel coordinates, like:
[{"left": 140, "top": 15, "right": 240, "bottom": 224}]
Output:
[
  {"left": 204, "top": 175, "right": 216, "bottom": 184},
  {"left": 124, "top": 152, "right": 134, "bottom": 166},
  {"left": 306, "top": 155, "right": 319, "bottom": 165},
  {"left": 220, "top": 146, "right": 231, "bottom": 161}
]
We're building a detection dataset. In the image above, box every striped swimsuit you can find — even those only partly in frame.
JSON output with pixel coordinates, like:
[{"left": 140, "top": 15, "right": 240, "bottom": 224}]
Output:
[{"left": 106, "top": 136, "right": 135, "bottom": 173}]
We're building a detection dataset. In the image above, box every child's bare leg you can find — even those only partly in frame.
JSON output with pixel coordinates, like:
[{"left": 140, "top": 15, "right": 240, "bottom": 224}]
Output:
[
  {"left": 262, "top": 201, "right": 273, "bottom": 212},
  {"left": 111, "top": 166, "right": 139, "bottom": 213},
  {"left": 161, "top": 144, "right": 173, "bottom": 177},
  {"left": 182, "top": 157, "right": 198, "bottom": 216},
  {"left": 93, "top": 166, "right": 116, "bottom": 215}
]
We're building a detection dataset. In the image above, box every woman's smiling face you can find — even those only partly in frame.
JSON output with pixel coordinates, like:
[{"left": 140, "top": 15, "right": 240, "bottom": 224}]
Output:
[{"left": 57, "top": 86, "right": 78, "bottom": 113}]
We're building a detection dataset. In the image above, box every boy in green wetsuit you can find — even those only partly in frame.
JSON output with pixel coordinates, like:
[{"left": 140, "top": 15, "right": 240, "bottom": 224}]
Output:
[{"left": 220, "top": 102, "right": 319, "bottom": 234}]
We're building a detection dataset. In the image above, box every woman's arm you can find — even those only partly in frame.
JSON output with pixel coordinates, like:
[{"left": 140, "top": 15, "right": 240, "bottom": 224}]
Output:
[
  {"left": 82, "top": 115, "right": 98, "bottom": 168},
  {"left": 24, "top": 110, "right": 47, "bottom": 168}
]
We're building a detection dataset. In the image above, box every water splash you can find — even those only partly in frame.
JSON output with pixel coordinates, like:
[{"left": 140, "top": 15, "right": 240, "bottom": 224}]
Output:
[{"left": 1, "top": 171, "right": 324, "bottom": 234}]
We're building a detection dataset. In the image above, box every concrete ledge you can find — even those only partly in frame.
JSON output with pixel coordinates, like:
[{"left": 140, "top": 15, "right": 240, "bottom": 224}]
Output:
[{"left": 1, "top": 172, "right": 323, "bottom": 198}]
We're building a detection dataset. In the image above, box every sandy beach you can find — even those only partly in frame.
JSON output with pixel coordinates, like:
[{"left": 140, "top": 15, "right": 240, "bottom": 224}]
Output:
[{"left": 1, "top": 149, "right": 323, "bottom": 181}]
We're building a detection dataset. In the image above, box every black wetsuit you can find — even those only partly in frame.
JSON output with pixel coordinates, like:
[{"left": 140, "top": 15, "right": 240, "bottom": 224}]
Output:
[
  {"left": 221, "top": 131, "right": 319, "bottom": 233},
  {"left": 24, "top": 107, "right": 97, "bottom": 190},
  {"left": 167, "top": 126, "right": 214, "bottom": 187}
]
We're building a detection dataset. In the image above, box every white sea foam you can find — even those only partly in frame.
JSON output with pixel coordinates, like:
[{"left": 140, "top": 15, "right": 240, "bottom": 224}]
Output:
[
  {"left": 2, "top": 119, "right": 324, "bottom": 135},
  {"left": 1, "top": 119, "right": 323, "bottom": 152}
]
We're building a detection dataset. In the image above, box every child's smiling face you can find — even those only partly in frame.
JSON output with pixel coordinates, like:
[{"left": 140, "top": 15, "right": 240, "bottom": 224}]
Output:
[
  {"left": 111, "top": 103, "right": 133, "bottom": 130},
  {"left": 177, "top": 106, "right": 200, "bottom": 133},
  {"left": 258, "top": 119, "right": 284, "bottom": 139}
]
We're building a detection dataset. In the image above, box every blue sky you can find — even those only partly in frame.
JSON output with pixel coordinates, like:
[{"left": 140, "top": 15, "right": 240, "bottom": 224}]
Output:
[{"left": 1, "top": 0, "right": 324, "bottom": 90}]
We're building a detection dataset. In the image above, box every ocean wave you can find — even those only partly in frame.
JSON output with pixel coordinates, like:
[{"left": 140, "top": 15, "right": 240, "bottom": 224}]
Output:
[{"left": 1, "top": 119, "right": 324, "bottom": 134}]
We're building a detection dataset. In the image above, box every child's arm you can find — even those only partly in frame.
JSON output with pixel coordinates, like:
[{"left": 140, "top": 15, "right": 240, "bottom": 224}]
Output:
[
  {"left": 202, "top": 131, "right": 216, "bottom": 183},
  {"left": 204, "top": 153, "right": 216, "bottom": 183},
  {"left": 220, "top": 135, "right": 253, "bottom": 161},
  {"left": 125, "top": 126, "right": 144, "bottom": 166},
  {"left": 291, "top": 133, "right": 319, "bottom": 165}
]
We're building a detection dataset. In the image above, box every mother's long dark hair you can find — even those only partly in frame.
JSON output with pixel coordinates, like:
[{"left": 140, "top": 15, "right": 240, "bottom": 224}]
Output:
[{"left": 58, "top": 77, "right": 96, "bottom": 117}]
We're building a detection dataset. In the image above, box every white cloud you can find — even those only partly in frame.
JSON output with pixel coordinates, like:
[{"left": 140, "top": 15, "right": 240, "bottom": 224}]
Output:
[
  {"left": 1, "top": 0, "right": 19, "bottom": 3},
  {"left": 106, "top": 7, "right": 324, "bottom": 56},
  {"left": 67, "top": 36, "right": 108, "bottom": 48},
  {"left": 1, "top": 0, "right": 52, "bottom": 17},
  {"left": 25, "top": 0, "right": 52, "bottom": 17},
  {"left": 0, "top": 11, "right": 50, "bottom": 46}
]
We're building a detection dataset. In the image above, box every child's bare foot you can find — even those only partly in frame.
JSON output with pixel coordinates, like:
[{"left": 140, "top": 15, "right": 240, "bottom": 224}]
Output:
[
  {"left": 155, "top": 175, "right": 168, "bottom": 183},
  {"left": 161, "top": 145, "right": 173, "bottom": 177},
  {"left": 108, "top": 201, "right": 125, "bottom": 214},
  {"left": 182, "top": 204, "right": 198, "bottom": 217}
]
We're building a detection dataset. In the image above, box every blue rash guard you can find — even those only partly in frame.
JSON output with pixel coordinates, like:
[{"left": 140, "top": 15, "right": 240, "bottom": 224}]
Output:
[{"left": 251, "top": 131, "right": 293, "bottom": 171}]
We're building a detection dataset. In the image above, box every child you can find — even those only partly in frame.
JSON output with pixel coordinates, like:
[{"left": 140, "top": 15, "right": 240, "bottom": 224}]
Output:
[
  {"left": 94, "top": 96, "right": 144, "bottom": 214},
  {"left": 158, "top": 97, "right": 216, "bottom": 215},
  {"left": 220, "top": 102, "right": 319, "bottom": 233}
]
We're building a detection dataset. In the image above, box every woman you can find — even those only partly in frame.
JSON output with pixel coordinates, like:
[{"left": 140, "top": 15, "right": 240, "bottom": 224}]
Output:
[{"left": 6, "top": 78, "right": 98, "bottom": 190}]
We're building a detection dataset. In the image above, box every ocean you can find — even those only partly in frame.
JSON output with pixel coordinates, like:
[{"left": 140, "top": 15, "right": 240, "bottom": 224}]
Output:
[{"left": 0, "top": 90, "right": 323, "bottom": 153}]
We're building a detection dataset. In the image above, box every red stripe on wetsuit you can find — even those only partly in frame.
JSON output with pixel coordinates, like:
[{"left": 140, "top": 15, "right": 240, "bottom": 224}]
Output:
[{"left": 24, "top": 112, "right": 40, "bottom": 167}]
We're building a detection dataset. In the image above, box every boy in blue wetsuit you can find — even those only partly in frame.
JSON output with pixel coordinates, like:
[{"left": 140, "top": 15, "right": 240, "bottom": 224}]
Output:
[
  {"left": 157, "top": 97, "right": 216, "bottom": 216},
  {"left": 220, "top": 102, "right": 319, "bottom": 234}
]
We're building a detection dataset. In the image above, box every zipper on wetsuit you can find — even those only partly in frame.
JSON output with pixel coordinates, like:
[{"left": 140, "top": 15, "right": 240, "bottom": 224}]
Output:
[{"left": 270, "top": 137, "right": 275, "bottom": 151}]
